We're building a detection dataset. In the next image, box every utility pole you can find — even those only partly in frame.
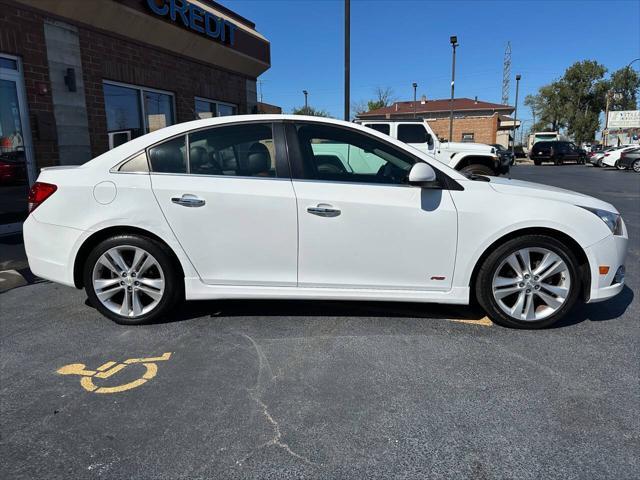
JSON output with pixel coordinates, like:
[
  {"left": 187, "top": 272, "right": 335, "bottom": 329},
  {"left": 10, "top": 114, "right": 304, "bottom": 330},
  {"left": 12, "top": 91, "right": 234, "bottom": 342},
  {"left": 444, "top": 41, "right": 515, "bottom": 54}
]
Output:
[
  {"left": 303, "top": 90, "right": 308, "bottom": 110},
  {"left": 449, "top": 35, "right": 458, "bottom": 142},
  {"left": 413, "top": 82, "right": 417, "bottom": 118},
  {"left": 344, "top": 0, "right": 350, "bottom": 121},
  {"left": 512, "top": 74, "right": 521, "bottom": 156},
  {"left": 604, "top": 91, "right": 611, "bottom": 146},
  {"left": 501, "top": 42, "right": 511, "bottom": 105}
]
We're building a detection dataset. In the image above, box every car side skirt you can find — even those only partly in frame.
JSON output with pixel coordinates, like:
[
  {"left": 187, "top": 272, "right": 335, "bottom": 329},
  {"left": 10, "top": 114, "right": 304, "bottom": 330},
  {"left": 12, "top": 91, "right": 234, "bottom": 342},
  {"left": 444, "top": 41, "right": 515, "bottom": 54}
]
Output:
[{"left": 184, "top": 279, "right": 470, "bottom": 304}]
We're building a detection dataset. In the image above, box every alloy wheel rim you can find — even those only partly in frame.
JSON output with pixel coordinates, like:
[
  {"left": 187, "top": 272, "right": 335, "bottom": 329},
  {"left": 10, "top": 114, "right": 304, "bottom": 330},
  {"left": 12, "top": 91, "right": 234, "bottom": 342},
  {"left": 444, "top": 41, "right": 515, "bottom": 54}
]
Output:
[
  {"left": 633, "top": 160, "right": 640, "bottom": 173},
  {"left": 492, "top": 247, "right": 571, "bottom": 322},
  {"left": 92, "top": 245, "right": 165, "bottom": 318}
]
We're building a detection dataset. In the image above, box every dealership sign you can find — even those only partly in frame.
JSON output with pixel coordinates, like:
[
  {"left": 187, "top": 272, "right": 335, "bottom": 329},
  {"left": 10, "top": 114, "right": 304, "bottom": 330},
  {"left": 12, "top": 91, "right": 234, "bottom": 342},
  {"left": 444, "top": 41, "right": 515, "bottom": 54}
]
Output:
[
  {"left": 607, "top": 110, "right": 640, "bottom": 129},
  {"left": 146, "top": 0, "right": 237, "bottom": 46}
]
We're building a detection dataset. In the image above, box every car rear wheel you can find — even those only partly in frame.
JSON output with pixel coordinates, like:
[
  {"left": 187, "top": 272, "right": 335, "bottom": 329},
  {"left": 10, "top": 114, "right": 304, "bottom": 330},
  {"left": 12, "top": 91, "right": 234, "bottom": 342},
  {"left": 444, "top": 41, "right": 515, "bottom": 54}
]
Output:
[
  {"left": 459, "top": 164, "right": 494, "bottom": 176},
  {"left": 475, "top": 235, "right": 581, "bottom": 329},
  {"left": 633, "top": 159, "right": 640, "bottom": 173},
  {"left": 83, "top": 234, "right": 182, "bottom": 325}
]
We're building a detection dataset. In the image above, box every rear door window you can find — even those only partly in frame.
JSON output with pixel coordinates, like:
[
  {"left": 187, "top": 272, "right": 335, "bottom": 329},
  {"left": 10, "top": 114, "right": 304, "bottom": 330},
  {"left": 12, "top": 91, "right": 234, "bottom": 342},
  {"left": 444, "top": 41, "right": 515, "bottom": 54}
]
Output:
[
  {"left": 364, "top": 124, "right": 390, "bottom": 135},
  {"left": 398, "top": 124, "right": 429, "bottom": 144}
]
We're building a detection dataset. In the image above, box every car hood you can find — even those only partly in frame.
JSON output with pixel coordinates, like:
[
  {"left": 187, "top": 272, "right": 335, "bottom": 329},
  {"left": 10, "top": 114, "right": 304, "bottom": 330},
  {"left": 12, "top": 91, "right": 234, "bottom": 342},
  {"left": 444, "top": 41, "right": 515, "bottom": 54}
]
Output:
[
  {"left": 440, "top": 141, "right": 494, "bottom": 154},
  {"left": 487, "top": 176, "right": 617, "bottom": 212}
]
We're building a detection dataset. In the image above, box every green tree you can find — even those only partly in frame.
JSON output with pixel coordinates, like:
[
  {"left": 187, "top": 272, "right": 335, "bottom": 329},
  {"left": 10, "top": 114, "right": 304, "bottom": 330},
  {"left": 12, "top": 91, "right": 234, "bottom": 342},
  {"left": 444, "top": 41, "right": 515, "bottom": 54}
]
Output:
[
  {"left": 291, "top": 105, "right": 331, "bottom": 117},
  {"left": 561, "top": 60, "right": 608, "bottom": 143},
  {"left": 526, "top": 82, "right": 567, "bottom": 132},
  {"left": 607, "top": 66, "right": 640, "bottom": 110}
]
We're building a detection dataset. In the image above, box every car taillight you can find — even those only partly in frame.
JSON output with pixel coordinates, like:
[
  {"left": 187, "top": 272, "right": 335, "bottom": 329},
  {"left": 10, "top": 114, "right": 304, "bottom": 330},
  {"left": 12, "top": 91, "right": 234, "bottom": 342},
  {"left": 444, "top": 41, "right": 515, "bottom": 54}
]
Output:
[
  {"left": 604, "top": 153, "right": 610, "bottom": 157},
  {"left": 27, "top": 182, "right": 57, "bottom": 213}
]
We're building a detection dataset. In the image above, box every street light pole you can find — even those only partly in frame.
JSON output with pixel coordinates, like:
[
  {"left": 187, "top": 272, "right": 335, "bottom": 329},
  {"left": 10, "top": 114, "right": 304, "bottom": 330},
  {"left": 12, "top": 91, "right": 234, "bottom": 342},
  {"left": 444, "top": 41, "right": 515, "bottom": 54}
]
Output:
[
  {"left": 512, "top": 74, "right": 521, "bottom": 157},
  {"left": 448, "top": 35, "right": 458, "bottom": 142},
  {"left": 303, "top": 90, "right": 308, "bottom": 110},
  {"left": 413, "top": 82, "right": 417, "bottom": 118},
  {"left": 344, "top": 0, "right": 350, "bottom": 121}
]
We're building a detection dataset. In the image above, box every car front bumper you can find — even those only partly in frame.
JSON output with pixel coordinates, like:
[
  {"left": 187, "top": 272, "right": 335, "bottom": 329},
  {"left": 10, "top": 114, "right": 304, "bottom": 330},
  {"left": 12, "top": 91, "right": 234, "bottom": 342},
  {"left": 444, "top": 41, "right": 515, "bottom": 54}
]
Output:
[
  {"left": 584, "top": 232, "right": 628, "bottom": 303},
  {"left": 496, "top": 156, "right": 511, "bottom": 174}
]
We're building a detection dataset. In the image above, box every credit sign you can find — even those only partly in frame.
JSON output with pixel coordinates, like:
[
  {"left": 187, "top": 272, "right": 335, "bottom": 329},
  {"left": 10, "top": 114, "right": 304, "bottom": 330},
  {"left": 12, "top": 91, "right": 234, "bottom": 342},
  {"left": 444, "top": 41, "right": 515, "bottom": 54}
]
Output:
[{"left": 146, "top": 0, "right": 237, "bottom": 46}]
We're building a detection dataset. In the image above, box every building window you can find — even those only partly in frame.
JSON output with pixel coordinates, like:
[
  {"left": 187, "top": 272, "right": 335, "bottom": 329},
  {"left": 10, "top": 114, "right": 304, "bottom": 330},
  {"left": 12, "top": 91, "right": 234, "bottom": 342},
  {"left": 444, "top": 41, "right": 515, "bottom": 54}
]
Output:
[
  {"left": 194, "top": 97, "right": 237, "bottom": 119},
  {"left": 103, "top": 81, "right": 175, "bottom": 149},
  {"left": 461, "top": 132, "right": 475, "bottom": 142}
]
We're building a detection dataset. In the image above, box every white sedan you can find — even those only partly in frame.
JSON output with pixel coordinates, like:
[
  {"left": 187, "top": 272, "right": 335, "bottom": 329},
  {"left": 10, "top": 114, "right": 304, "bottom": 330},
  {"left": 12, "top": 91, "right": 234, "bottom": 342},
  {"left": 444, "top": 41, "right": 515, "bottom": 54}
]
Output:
[
  {"left": 601, "top": 145, "right": 639, "bottom": 169},
  {"left": 24, "top": 115, "right": 628, "bottom": 328}
]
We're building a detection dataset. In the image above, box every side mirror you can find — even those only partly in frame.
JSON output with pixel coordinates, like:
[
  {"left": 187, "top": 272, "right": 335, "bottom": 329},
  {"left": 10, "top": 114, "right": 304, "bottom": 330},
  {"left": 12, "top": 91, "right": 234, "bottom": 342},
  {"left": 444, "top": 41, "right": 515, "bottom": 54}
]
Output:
[
  {"left": 408, "top": 163, "right": 440, "bottom": 188},
  {"left": 426, "top": 133, "right": 434, "bottom": 148}
]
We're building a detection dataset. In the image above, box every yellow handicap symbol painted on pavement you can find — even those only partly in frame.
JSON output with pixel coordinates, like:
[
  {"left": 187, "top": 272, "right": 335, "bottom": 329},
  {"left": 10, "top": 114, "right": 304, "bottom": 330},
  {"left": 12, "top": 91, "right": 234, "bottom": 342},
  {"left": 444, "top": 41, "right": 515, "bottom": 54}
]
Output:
[{"left": 57, "top": 353, "right": 172, "bottom": 394}]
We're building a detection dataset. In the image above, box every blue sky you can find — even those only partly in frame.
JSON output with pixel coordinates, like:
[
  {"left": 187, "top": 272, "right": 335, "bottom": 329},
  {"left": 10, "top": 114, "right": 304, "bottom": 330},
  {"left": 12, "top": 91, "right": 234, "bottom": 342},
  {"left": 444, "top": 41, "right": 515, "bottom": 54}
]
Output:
[{"left": 224, "top": 0, "right": 640, "bottom": 122}]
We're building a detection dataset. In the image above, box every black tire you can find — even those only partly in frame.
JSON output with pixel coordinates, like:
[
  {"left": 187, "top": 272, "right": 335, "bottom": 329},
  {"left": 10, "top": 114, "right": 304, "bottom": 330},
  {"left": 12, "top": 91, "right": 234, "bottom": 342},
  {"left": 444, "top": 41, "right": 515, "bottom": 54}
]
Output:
[
  {"left": 615, "top": 161, "right": 627, "bottom": 171},
  {"left": 533, "top": 159, "right": 541, "bottom": 166},
  {"left": 475, "top": 235, "right": 581, "bottom": 329},
  {"left": 633, "top": 159, "right": 640, "bottom": 173},
  {"left": 554, "top": 157, "right": 562, "bottom": 166},
  {"left": 83, "top": 234, "right": 183, "bottom": 325},
  {"left": 460, "top": 164, "right": 494, "bottom": 176}
]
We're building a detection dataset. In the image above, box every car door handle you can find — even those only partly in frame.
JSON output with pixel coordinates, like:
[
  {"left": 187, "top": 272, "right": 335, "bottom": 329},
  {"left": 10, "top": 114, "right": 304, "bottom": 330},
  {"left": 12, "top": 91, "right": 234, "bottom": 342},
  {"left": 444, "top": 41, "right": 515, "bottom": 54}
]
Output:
[
  {"left": 307, "top": 204, "right": 341, "bottom": 217},
  {"left": 171, "top": 194, "right": 205, "bottom": 207}
]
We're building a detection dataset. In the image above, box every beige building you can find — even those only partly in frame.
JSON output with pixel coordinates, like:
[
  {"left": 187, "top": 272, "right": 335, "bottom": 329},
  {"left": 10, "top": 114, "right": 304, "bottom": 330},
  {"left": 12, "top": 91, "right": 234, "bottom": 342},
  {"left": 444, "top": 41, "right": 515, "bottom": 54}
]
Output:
[{"left": 357, "top": 97, "right": 520, "bottom": 146}]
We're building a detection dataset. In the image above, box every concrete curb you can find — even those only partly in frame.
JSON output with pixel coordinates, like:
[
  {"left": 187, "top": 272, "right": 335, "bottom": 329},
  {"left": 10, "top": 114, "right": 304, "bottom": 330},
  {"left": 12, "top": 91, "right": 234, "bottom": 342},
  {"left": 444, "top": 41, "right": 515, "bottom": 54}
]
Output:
[{"left": 0, "top": 269, "right": 28, "bottom": 293}]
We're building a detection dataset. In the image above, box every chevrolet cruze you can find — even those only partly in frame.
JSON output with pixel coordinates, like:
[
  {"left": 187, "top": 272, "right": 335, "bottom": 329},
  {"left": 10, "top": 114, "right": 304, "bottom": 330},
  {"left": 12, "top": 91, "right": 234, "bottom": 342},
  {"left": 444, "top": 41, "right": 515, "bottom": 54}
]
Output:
[{"left": 23, "top": 115, "right": 628, "bottom": 328}]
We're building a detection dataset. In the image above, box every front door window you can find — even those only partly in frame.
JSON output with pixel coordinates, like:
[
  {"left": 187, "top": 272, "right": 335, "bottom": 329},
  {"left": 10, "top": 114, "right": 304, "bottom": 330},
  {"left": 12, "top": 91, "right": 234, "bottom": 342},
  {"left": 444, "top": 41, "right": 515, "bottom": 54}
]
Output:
[{"left": 295, "top": 123, "right": 415, "bottom": 184}]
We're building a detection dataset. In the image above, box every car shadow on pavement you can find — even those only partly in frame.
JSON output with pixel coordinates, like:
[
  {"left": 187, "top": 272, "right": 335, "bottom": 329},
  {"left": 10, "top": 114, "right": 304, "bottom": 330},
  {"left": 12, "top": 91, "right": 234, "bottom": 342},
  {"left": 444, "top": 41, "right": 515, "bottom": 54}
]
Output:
[
  {"left": 129, "top": 285, "right": 632, "bottom": 328},
  {"left": 148, "top": 299, "right": 487, "bottom": 325},
  {"left": 553, "top": 285, "right": 634, "bottom": 328}
]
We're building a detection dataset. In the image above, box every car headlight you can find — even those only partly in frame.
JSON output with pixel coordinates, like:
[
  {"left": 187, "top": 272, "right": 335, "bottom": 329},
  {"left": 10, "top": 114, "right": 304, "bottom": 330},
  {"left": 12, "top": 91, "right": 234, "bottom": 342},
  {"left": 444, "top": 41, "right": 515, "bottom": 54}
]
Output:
[{"left": 580, "top": 206, "right": 624, "bottom": 235}]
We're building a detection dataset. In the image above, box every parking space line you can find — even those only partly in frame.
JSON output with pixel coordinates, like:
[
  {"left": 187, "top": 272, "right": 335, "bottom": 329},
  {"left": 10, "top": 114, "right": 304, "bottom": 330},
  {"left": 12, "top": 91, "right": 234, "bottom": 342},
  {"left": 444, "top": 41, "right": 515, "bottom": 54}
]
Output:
[{"left": 449, "top": 316, "right": 493, "bottom": 327}]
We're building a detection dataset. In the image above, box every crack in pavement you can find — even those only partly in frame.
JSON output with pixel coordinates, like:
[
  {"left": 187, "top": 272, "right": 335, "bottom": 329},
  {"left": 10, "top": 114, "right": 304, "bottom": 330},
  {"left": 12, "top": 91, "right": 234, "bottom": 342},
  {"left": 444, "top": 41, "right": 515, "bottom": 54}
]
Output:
[{"left": 236, "top": 333, "right": 315, "bottom": 467}]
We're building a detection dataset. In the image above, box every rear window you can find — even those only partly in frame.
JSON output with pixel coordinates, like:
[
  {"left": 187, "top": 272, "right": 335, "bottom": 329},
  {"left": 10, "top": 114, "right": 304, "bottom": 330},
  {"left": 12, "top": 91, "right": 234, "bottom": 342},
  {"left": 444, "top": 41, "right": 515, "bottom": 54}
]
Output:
[
  {"left": 533, "top": 142, "right": 553, "bottom": 151},
  {"left": 398, "top": 124, "right": 429, "bottom": 143}
]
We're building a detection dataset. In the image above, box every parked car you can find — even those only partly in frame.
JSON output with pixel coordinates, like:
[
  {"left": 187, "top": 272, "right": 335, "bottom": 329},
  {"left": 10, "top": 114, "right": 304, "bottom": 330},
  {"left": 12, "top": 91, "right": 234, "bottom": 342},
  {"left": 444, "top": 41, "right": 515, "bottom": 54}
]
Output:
[
  {"left": 0, "top": 151, "right": 28, "bottom": 185},
  {"left": 490, "top": 143, "right": 515, "bottom": 165},
  {"left": 589, "top": 146, "right": 617, "bottom": 167},
  {"left": 356, "top": 119, "right": 508, "bottom": 176},
  {"left": 601, "top": 145, "right": 639, "bottom": 169},
  {"left": 617, "top": 147, "right": 640, "bottom": 173},
  {"left": 529, "top": 141, "right": 586, "bottom": 165},
  {"left": 23, "top": 115, "right": 628, "bottom": 329},
  {"left": 513, "top": 145, "right": 527, "bottom": 159}
]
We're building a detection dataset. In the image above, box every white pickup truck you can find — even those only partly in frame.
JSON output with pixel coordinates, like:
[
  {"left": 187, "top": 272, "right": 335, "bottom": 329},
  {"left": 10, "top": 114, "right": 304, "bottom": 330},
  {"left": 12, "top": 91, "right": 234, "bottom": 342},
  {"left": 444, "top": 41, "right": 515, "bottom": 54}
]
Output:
[{"left": 355, "top": 119, "right": 509, "bottom": 176}]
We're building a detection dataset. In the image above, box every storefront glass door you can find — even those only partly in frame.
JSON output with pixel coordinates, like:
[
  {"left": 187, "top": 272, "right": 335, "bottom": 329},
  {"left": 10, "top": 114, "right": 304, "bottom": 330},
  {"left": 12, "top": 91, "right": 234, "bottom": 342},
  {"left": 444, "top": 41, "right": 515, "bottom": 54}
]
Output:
[{"left": 0, "top": 54, "right": 35, "bottom": 234}]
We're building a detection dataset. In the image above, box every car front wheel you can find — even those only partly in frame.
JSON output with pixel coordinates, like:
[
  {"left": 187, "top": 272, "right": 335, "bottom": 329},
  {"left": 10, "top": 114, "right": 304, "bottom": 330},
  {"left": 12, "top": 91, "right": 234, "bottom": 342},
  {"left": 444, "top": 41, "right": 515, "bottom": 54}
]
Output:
[
  {"left": 83, "top": 234, "right": 182, "bottom": 325},
  {"left": 476, "top": 235, "right": 581, "bottom": 328},
  {"left": 460, "top": 164, "right": 495, "bottom": 176},
  {"left": 615, "top": 161, "right": 627, "bottom": 171},
  {"left": 633, "top": 159, "right": 640, "bottom": 173}
]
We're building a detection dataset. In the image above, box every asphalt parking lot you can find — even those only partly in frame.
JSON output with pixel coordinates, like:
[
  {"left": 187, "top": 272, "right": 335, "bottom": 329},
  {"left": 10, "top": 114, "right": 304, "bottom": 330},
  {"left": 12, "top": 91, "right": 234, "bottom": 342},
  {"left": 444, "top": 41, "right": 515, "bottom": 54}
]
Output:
[{"left": 1, "top": 165, "right": 638, "bottom": 479}]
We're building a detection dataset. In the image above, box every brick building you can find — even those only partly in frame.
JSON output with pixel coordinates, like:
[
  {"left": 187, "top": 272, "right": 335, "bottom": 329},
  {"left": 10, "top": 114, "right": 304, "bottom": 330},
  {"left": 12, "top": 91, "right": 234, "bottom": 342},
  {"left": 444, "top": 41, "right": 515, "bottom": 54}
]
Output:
[
  {"left": 0, "top": 0, "right": 269, "bottom": 232},
  {"left": 357, "top": 97, "right": 519, "bottom": 146}
]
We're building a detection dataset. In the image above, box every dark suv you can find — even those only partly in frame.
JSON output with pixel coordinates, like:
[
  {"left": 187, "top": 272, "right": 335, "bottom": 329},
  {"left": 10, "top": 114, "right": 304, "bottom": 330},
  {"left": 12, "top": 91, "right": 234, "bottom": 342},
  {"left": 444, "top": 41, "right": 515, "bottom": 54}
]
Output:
[{"left": 530, "top": 141, "right": 586, "bottom": 165}]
